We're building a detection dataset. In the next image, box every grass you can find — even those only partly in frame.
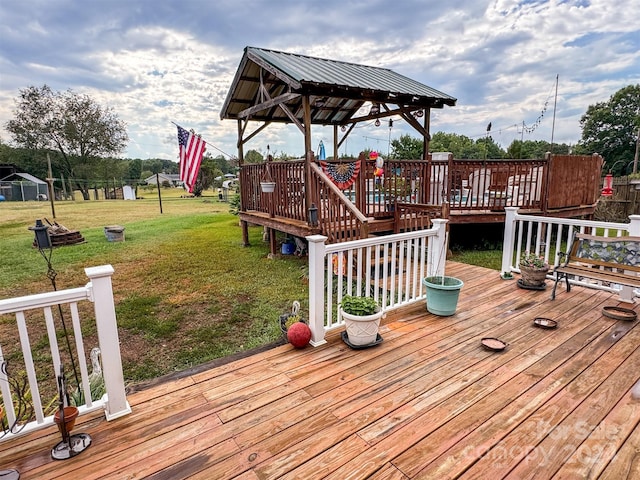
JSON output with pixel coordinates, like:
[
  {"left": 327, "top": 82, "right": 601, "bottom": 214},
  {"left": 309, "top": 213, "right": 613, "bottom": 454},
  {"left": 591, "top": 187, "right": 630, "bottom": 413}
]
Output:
[
  {"left": 450, "top": 249, "right": 502, "bottom": 270},
  {"left": 0, "top": 190, "right": 308, "bottom": 388}
]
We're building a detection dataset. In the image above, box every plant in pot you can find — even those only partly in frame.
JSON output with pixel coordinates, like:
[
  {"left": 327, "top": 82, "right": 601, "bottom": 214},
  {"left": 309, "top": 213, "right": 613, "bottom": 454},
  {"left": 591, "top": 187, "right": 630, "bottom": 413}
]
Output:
[
  {"left": 339, "top": 295, "right": 385, "bottom": 347},
  {"left": 279, "top": 300, "right": 305, "bottom": 340},
  {"left": 518, "top": 251, "right": 549, "bottom": 287},
  {"left": 422, "top": 275, "right": 464, "bottom": 316},
  {"left": 260, "top": 161, "right": 276, "bottom": 193}
]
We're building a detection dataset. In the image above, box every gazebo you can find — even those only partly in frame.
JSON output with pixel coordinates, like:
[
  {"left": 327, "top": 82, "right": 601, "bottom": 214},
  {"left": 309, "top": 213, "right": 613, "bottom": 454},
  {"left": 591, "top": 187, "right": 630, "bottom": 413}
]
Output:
[{"left": 220, "top": 46, "right": 457, "bottom": 252}]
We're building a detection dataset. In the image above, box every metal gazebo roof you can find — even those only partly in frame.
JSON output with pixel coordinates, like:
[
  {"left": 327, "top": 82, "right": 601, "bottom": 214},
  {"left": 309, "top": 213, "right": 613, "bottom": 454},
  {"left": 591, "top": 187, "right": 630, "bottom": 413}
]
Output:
[{"left": 220, "top": 46, "right": 457, "bottom": 125}]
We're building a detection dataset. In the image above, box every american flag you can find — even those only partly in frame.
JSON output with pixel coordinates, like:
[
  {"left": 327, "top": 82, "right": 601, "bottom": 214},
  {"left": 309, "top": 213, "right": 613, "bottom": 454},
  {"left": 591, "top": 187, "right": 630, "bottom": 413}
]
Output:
[{"left": 177, "top": 125, "right": 206, "bottom": 193}]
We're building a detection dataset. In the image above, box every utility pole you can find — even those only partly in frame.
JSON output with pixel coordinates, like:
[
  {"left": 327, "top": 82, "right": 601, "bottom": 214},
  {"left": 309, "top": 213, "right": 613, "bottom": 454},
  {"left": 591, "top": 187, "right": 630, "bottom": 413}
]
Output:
[{"left": 46, "top": 153, "right": 56, "bottom": 219}]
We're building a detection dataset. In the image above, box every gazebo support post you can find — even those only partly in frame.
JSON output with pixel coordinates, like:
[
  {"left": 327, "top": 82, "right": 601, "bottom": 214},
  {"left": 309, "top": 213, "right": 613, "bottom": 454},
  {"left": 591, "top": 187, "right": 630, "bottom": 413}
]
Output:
[{"left": 302, "top": 95, "right": 313, "bottom": 223}]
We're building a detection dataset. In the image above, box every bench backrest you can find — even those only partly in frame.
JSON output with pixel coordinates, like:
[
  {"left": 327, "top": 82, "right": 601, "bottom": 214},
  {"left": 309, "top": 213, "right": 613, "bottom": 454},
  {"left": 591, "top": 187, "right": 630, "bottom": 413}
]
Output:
[{"left": 569, "top": 233, "right": 640, "bottom": 272}]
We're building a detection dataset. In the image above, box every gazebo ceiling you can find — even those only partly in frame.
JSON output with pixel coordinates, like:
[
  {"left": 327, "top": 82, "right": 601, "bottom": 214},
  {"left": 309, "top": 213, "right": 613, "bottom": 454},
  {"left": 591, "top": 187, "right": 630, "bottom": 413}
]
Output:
[{"left": 220, "top": 47, "right": 457, "bottom": 126}]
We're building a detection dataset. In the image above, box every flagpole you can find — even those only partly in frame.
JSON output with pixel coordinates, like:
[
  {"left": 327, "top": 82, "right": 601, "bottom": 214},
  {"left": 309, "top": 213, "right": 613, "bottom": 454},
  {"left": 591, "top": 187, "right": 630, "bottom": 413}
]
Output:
[{"left": 550, "top": 74, "right": 558, "bottom": 154}]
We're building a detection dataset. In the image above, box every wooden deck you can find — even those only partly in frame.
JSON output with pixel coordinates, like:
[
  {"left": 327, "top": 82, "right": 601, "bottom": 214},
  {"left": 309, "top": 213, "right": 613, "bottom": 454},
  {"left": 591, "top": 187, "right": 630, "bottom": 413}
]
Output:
[{"left": 3, "top": 262, "right": 640, "bottom": 479}]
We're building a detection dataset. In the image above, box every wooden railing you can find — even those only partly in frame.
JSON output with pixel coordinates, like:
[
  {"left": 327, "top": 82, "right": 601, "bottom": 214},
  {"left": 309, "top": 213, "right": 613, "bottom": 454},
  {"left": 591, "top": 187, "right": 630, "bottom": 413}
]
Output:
[
  {"left": 337, "top": 156, "right": 554, "bottom": 213},
  {"left": 309, "top": 163, "right": 369, "bottom": 242},
  {"left": 240, "top": 161, "right": 307, "bottom": 220},
  {"left": 445, "top": 158, "right": 547, "bottom": 210},
  {"left": 239, "top": 155, "right": 603, "bottom": 240},
  {"left": 393, "top": 202, "right": 449, "bottom": 233},
  {"left": 0, "top": 265, "right": 131, "bottom": 441}
]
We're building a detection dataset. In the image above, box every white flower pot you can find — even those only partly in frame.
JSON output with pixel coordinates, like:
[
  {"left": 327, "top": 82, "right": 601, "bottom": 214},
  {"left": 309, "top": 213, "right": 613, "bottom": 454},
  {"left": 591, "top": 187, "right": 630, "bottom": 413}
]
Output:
[
  {"left": 260, "top": 181, "right": 276, "bottom": 193},
  {"left": 340, "top": 307, "right": 385, "bottom": 346}
]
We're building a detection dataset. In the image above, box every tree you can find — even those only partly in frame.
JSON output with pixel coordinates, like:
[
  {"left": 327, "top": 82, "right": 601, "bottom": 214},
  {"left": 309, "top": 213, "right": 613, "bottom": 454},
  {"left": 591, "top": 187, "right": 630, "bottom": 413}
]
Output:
[
  {"left": 429, "top": 132, "right": 506, "bottom": 159},
  {"left": 127, "top": 159, "right": 142, "bottom": 182},
  {"left": 5, "top": 85, "right": 128, "bottom": 199},
  {"left": 390, "top": 134, "right": 423, "bottom": 159},
  {"left": 192, "top": 155, "right": 219, "bottom": 196},
  {"left": 430, "top": 132, "right": 474, "bottom": 158},
  {"left": 577, "top": 84, "right": 640, "bottom": 171},
  {"left": 244, "top": 149, "right": 264, "bottom": 163},
  {"left": 506, "top": 140, "right": 572, "bottom": 159}
]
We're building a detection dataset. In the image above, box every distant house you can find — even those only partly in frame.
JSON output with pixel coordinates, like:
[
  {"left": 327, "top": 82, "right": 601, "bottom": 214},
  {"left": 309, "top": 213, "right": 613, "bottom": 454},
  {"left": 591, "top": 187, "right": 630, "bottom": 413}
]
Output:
[
  {"left": 143, "top": 173, "right": 182, "bottom": 187},
  {"left": 0, "top": 171, "right": 49, "bottom": 201}
]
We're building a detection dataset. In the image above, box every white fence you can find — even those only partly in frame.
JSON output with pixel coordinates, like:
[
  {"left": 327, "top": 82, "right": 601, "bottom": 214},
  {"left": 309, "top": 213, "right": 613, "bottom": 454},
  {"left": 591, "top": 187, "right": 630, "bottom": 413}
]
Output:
[
  {"left": 501, "top": 207, "right": 640, "bottom": 302},
  {"left": 307, "top": 219, "right": 449, "bottom": 346},
  {"left": 0, "top": 265, "right": 131, "bottom": 442}
]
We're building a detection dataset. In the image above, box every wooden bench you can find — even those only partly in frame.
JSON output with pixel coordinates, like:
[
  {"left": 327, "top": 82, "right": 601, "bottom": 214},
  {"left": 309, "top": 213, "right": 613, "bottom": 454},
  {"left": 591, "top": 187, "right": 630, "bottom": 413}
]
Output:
[{"left": 551, "top": 233, "right": 640, "bottom": 300}]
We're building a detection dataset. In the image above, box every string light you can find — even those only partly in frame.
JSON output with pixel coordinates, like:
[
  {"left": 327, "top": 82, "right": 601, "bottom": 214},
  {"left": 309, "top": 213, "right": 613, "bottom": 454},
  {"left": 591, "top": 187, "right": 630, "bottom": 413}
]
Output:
[
  {"left": 468, "top": 78, "right": 557, "bottom": 139},
  {"left": 521, "top": 99, "right": 549, "bottom": 134}
]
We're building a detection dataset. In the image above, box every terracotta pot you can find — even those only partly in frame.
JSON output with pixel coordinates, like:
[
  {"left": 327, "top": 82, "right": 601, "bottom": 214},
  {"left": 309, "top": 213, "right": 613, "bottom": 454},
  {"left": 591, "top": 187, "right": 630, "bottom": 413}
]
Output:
[
  {"left": 54, "top": 406, "right": 79, "bottom": 434},
  {"left": 520, "top": 265, "right": 549, "bottom": 286}
]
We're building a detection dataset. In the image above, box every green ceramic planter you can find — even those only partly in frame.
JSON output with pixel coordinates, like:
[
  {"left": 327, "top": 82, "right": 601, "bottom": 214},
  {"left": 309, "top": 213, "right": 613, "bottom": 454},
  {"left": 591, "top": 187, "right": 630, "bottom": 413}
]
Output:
[{"left": 422, "top": 276, "right": 464, "bottom": 316}]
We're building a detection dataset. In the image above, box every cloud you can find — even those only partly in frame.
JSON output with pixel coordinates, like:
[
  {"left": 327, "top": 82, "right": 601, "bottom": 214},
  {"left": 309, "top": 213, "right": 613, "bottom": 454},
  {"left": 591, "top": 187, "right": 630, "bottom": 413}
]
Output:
[{"left": 0, "top": 0, "right": 638, "bottom": 159}]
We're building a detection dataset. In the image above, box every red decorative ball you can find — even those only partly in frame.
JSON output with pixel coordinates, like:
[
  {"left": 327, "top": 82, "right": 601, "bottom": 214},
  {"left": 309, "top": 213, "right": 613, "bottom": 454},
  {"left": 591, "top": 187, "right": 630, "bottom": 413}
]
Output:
[{"left": 287, "top": 322, "right": 311, "bottom": 348}]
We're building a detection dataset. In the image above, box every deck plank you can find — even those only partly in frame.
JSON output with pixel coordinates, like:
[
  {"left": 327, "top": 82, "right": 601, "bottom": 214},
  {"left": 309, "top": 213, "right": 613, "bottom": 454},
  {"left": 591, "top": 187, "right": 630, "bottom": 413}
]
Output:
[{"left": 552, "top": 380, "right": 640, "bottom": 478}]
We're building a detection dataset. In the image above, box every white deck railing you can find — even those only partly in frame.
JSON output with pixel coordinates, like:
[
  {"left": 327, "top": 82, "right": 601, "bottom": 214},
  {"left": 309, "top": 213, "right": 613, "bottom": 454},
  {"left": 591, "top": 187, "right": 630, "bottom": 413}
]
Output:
[
  {"left": 307, "top": 219, "right": 449, "bottom": 345},
  {"left": 0, "top": 265, "right": 131, "bottom": 442},
  {"left": 502, "top": 207, "right": 640, "bottom": 302}
]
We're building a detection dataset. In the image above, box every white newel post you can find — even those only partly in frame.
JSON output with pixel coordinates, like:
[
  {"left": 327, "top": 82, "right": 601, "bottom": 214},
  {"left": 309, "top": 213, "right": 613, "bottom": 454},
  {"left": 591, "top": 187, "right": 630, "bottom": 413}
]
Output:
[
  {"left": 430, "top": 219, "right": 449, "bottom": 278},
  {"left": 629, "top": 215, "right": 640, "bottom": 236},
  {"left": 85, "top": 265, "right": 132, "bottom": 420},
  {"left": 307, "top": 235, "right": 328, "bottom": 346},
  {"left": 620, "top": 215, "right": 640, "bottom": 302},
  {"left": 501, "top": 207, "right": 519, "bottom": 277}
]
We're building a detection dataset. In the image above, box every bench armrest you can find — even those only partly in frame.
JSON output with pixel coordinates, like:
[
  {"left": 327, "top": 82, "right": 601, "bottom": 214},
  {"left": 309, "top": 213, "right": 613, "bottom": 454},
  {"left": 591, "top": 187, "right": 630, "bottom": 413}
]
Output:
[{"left": 556, "top": 250, "right": 571, "bottom": 267}]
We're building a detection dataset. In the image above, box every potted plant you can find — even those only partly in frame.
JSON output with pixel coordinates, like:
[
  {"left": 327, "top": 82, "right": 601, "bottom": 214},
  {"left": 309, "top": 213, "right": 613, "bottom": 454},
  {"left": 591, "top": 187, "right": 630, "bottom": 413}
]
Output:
[
  {"left": 339, "top": 295, "right": 385, "bottom": 346},
  {"left": 279, "top": 301, "right": 305, "bottom": 340},
  {"left": 519, "top": 251, "right": 549, "bottom": 287},
  {"left": 54, "top": 405, "right": 79, "bottom": 435},
  {"left": 260, "top": 161, "right": 276, "bottom": 193},
  {"left": 422, "top": 275, "right": 464, "bottom": 316}
]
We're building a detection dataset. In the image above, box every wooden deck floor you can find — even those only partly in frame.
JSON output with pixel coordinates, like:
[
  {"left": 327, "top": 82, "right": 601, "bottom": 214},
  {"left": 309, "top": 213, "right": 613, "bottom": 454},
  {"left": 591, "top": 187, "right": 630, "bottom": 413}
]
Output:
[{"left": 3, "top": 262, "right": 640, "bottom": 479}]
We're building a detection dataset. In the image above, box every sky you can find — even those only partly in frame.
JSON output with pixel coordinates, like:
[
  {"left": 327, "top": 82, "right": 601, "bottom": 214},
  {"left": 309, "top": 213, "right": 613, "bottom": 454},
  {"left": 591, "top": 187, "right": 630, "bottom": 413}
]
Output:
[{"left": 0, "top": 0, "right": 639, "bottom": 163}]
